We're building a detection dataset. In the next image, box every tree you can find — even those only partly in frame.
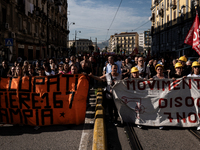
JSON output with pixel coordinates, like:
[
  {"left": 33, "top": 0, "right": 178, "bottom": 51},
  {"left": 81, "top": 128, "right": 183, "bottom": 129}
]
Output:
[{"left": 69, "top": 42, "right": 76, "bottom": 56}]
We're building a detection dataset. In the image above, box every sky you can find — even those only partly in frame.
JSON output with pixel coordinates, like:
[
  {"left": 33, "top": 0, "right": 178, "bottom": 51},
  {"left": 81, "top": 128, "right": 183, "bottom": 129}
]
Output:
[{"left": 68, "top": 0, "right": 152, "bottom": 45}]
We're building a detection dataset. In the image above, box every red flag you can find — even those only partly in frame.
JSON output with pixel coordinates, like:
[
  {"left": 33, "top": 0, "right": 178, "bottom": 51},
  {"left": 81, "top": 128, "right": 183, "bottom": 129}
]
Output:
[{"left": 184, "top": 11, "right": 200, "bottom": 55}]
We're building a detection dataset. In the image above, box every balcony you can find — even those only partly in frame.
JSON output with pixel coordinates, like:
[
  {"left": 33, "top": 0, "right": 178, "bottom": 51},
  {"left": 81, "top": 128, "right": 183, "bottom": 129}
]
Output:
[{"left": 170, "top": 1, "right": 176, "bottom": 10}]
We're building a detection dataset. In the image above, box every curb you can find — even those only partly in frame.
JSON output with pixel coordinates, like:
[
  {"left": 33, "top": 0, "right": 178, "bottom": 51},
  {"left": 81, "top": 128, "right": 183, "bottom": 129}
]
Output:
[{"left": 92, "top": 89, "right": 107, "bottom": 150}]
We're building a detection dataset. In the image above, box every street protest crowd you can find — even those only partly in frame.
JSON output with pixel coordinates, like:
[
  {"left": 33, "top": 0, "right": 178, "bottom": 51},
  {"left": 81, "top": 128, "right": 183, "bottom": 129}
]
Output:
[{"left": 0, "top": 54, "right": 200, "bottom": 129}]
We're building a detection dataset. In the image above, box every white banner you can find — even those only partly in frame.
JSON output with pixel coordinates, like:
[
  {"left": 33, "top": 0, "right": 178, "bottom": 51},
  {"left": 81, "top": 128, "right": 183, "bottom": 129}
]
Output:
[{"left": 112, "top": 78, "right": 200, "bottom": 127}]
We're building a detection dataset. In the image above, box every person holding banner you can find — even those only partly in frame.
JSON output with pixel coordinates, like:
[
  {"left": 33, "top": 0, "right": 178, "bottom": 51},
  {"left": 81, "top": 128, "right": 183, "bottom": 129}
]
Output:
[
  {"left": 152, "top": 64, "right": 167, "bottom": 79},
  {"left": 89, "top": 64, "right": 122, "bottom": 124},
  {"left": 178, "top": 56, "right": 190, "bottom": 76},
  {"left": 170, "top": 62, "right": 185, "bottom": 80},
  {"left": 187, "top": 61, "right": 200, "bottom": 77},
  {"left": 14, "top": 66, "right": 22, "bottom": 77},
  {"left": 129, "top": 67, "right": 140, "bottom": 79},
  {"left": 135, "top": 56, "right": 150, "bottom": 79}
]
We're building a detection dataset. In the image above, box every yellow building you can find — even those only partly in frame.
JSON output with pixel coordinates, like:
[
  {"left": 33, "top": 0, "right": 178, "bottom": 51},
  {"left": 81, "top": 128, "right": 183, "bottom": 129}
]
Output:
[
  {"left": 150, "top": 0, "right": 199, "bottom": 57},
  {"left": 109, "top": 32, "right": 139, "bottom": 55}
]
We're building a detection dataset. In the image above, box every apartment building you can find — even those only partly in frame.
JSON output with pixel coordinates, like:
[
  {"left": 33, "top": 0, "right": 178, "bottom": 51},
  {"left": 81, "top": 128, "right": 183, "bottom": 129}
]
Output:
[
  {"left": 68, "top": 39, "right": 93, "bottom": 53},
  {"left": 0, "top": 0, "right": 68, "bottom": 62},
  {"left": 150, "top": 0, "right": 199, "bottom": 57},
  {"left": 109, "top": 32, "right": 139, "bottom": 55}
]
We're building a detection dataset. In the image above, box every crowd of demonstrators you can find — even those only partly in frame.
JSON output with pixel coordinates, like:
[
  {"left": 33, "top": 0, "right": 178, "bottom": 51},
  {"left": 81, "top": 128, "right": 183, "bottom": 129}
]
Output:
[
  {"left": 88, "top": 54, "right": 200, "bottom": 126},
  {"left": 1, "top": 54, "right": 200, "bottom": 127},
  {"left": 0, "top": 54, "right": 102, "bottom": 79}
]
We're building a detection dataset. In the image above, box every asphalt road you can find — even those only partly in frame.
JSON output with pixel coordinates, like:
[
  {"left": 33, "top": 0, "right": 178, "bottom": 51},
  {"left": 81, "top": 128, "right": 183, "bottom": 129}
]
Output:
[
  {"left": 133, "top": 126, "right": 200, "bottom": 150},
  {"left": 0, "top": 89, "right": 96, "bottom": 150}
]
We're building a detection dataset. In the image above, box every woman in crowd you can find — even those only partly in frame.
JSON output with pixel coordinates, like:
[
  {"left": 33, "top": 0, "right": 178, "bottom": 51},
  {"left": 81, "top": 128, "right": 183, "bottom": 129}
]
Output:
[
  {"left": 14, "top": 66, "right": 22, "bottom": 77},
  {"left": 28, "top": 64, "right": 37, "bottom": 76},
  {"left": 152, "top": 64, "right": 167, "bottom": 79},
  {"left": 130, "top": 67, "right": 140, "bottom": 79},
  {"left": 37, "top": 67, "right": 45, "bottom": 76},
  {"left": 171, "top": 62, "right": 184, "bottom": 79},
  {"left": 50, "top": 63, "right": 56, "bottom": 75},
  {"left": 58, "top": 64, "right": 64, "bottom": 74},
  {"left": 187, "top": 61, "right": 200, "bottom": 77},
  {"left": 121, "top": 60, "right": 130, "bottom": 79},
  {"left": 7, "top": 66, "right": 16, "bottom": 77},
  {"left": 63, "top": 63, "right": 71, "bottom": 74},
  {"left": 44, "top": 63, "right": 53, "bottom": 76},
  {"left": 22, "top": 65, "right": 29, "bottom": 77}
]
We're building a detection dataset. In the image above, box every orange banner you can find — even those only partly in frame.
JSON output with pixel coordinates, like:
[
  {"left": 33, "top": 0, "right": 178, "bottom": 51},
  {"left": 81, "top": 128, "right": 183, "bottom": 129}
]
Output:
[{"left": 0, "top": 74, "right": 89, "bottom": 126}]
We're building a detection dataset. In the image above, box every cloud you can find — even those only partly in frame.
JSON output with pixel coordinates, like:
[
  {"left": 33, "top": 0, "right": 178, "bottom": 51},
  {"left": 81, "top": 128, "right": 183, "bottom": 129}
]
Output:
[{"left": 68, "top": 0, "right": 151, "bottom": 41}]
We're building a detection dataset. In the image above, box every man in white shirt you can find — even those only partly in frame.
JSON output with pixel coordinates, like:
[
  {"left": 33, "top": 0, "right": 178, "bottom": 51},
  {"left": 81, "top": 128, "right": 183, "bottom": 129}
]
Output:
[{"left": 135, "top": 56, "right": 150, "bottom": 79}]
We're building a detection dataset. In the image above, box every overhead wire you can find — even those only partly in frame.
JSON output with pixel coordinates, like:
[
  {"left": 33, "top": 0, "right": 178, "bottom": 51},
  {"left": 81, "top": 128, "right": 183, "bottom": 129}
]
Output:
[{"left": 105, "top": 0, "right": 123, "bottom": 40}]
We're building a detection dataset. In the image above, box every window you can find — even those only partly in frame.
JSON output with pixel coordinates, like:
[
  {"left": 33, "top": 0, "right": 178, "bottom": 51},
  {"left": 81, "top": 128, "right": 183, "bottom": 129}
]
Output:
[
  {"left": 18, "top": 16, "right": 23, "bottom": 30},
  {"left": 174, "top": 10, "right": 176, "bottom": 20},
  {"left": 35, "top": 23, "right": 38, "bottom": 33},
  {"left": 167, "top": 0, "right": 169, "bottom": 8},
  {"left": 27, "top": 21, "right": 31, "bottom": 34},
  {"left": 2, "top": 7, "right": 6, "bottom": 23}
]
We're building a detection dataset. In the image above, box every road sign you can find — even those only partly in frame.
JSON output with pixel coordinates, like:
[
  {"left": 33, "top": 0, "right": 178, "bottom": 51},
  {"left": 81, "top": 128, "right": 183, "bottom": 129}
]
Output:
[{"left": 5, "top": 38, "right": 13, "bottom": 46}]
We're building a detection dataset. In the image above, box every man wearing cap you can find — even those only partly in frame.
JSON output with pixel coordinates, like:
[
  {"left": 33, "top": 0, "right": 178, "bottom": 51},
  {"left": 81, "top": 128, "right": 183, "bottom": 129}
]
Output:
[{"left": 178, "top": 56, "right": 190, "bottom": 76}]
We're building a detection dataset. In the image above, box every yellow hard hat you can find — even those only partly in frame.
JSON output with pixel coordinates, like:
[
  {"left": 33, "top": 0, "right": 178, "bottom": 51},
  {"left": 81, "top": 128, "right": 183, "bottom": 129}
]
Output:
[
  {"left": 179, "top": 56, "right": 187, "bottom": 62},
  {"left": 174, "top": 62, "right": 183, "bottom": 68},
  {"left": 155, "top": 64, "right": 164, "bottom": 70},
  {"left": 192, "top": 61, "right": 200, "bottom": 67},
  {"left": 131, "top": 67, "right": 139, "bottom": 73}
]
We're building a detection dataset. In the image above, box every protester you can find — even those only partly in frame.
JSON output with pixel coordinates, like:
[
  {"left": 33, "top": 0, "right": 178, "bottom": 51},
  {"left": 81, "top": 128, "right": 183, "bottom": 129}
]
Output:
[
  {"left": 63, "top": 63, "right": 71, "bottom": 74},
  {"left": 178, "top": 56, "right": 190, "bottom": 76},
  {"left": 70, "top": 64, "right": 78, "bottom": 74},
  {"left": 0, "top": 60, "right": 9, "bottom": 78},
  {"left": 89, "top": 64, "right": 121, "bottom": 125},
  {"left": 14, "top": 66, "right": 22, "bottom": 77},
  {"left": 187, "top": 61, "right": 200, "bottom": 77},
  {"left": 44, "top": 63, "right": 53, "bottom": 76},
  {"left": 37, "top": 67, "right": 45, "bottom": 76},
  {"left": 121, "top": 60, "right": 130, "bottom": 79},
  {"left": 7, "top": 66, "right": 16, "bottom": 77},
  {"left": 69, "top": 56, "right": 80, "bottom": 70},
  {"left": 105, "top": 56, "right": 121, "bottom": 74},
  {"left": 135, "top": 56, "right": 150, "bottom": 79},
  {"left": 28, "top": 64, "right": 37, "bottom": 76},
  {"left": 58, "top": 64, "right": 64, "bottom": 74},
  {"left": 171, "top": 62, "right": 184, "bottom": 79},
  {"left": 152, "top": 64, "right": 167, "bottom": 79},
  {"left": 130, "top": 67, "right": 140, "bottom": 79}
]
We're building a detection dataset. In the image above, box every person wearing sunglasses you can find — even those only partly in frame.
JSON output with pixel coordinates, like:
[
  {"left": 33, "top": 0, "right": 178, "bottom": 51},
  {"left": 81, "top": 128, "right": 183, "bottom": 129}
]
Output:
[
  {"left": 187, "top": 61, "right": 200, "bottom": 77},
  {"left": 178, "top": 56, "right": 190, "bottom": 76},
  {"left": 170, "top": 62, "right": 185, "bottom": 80},
  {"left": 135, "top": 56, "right": 150, "bottom": 79}
]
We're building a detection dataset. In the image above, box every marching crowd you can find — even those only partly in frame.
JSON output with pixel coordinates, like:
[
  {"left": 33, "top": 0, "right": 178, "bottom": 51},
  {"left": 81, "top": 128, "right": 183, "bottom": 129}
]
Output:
[{"left": 1, "top": 54, "right": 200, "bottom": 129}]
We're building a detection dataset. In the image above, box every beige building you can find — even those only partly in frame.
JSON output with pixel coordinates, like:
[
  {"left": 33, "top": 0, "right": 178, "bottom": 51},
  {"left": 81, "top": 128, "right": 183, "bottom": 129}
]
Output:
[
  {"left": 109, "top": 32, "right": 139, "bottom": 54},
  {"left": 0, "top": 0, "right": 68, "bottom": 62},
  {"left": 150, "top": 0, "right": 199, "bottom": 57},
  {"left": 68, "top": 39, "right": 94, "bottom": 53}
]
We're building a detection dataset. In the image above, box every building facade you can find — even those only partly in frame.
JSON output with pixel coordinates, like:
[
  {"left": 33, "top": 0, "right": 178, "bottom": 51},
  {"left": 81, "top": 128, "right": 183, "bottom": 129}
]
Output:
[
  {"left": 150, "top": 0, "right": 199, "bottom": 58},
  {"left": 0, "top": 0, "right": 69, "bottom": 62},
  {"left": 139, "top": 33, "right": 144, "bottom": 53},
  {"left": 109, "top": 32, "right": 139, "bottom": 55},
  {"left": 68, "top": 39, "right": 93, "bottom": 54}
]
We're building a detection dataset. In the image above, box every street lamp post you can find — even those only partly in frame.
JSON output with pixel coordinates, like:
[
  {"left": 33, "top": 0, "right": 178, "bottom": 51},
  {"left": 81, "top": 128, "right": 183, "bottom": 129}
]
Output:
[{"left": 75, "top": 30, "right": 81, "bottom": 54}]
